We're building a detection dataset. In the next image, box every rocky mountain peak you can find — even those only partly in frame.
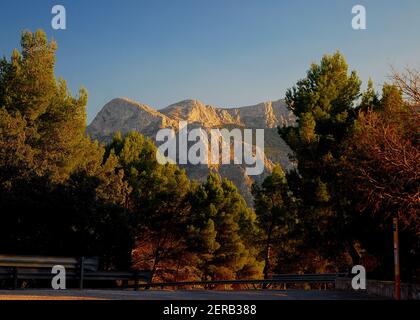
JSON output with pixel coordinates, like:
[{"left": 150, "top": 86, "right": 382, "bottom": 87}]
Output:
[
  {"left": 87, "top": 97, "right": 176, "bottom": 142},
  {"left": 160, "top": 99, "right": 237, "bottom": 127},
  {"left": 223, "top": 99, "right": 295, "bottom": 129},
  {"left": 86, "top": 97, "right": 297, "bottom": 205}
]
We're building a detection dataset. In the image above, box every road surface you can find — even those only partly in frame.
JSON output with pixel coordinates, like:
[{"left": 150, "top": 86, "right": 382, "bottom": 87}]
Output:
[{"left": 0, "top": 289, "right": 383, "bottom": 300}]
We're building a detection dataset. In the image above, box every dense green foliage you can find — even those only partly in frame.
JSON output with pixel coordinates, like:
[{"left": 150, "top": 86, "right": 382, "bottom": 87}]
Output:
[
  {"left": 0, "top": 31, "right": 418, "bottom": 283},
  {"left": 0, "top": 30, "right": 131, "bottom": 268},
  {"left": 280, "top": 51, "right": 363, "bottom": 269},
  {"left": 280, "top": 51, "right": 419, "bottom": 279},
  {"left": 252, "top": 166, "right": 299, "bottom": 278},
  {"left": 0, "top": 31, "right": 264, "bottom": 280},
  {"left": 187, "top": 173, "right": 263, "bottom": 281}
]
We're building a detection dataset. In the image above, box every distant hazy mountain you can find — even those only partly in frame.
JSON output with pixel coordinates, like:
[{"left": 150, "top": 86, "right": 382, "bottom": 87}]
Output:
[{"left": 87, "top": 98, "right": 297, "bottom": 205}]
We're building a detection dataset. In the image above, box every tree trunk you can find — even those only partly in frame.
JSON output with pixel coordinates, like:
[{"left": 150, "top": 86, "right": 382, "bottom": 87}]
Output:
[
  {"left": 263, "top": 223, "right": 273, "bottom": 288},
  {"left": 347, "top": 241, "right": 360, "bottom": 267}
]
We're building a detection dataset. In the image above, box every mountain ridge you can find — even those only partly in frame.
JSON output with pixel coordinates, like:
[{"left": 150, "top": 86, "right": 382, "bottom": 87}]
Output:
[
  {"left": 86, "top": 97, "right": 297, "bottom": 205},
  {"left": 88, "top": 97, "right": 296, "bottom": 141}
]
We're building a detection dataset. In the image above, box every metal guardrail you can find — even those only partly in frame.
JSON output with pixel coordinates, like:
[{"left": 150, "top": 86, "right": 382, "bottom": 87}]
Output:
[
  {"left": 272, "top": 273, "right": 348, "bottom": 281},
  {"left": 0, "top": 255, "right": 347, "bottom": 290},
  {"left": 0, "top": 255, "right": 151, "bottom": 290},
  {"left": 0, "top": 255, "right": 98, "bottom": 271},
  {"left": 135, "top": 273, "right": 348, "bottom": 289}
]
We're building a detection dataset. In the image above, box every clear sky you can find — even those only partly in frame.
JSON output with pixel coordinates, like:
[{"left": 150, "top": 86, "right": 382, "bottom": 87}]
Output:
[{"left": 1, "top": 0, "right": 419, "bottom": 123}]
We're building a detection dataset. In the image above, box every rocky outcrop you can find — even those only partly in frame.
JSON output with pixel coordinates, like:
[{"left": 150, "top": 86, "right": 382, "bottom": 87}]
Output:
[
  {"left": 87, "top": 97, "right": 177, "bottom": 142},
  {"left": 223, "top": 100, "right": 294, "bottom": 129},
  {"left": 160, "top": 99, "right": 237, "bottom": 127}
]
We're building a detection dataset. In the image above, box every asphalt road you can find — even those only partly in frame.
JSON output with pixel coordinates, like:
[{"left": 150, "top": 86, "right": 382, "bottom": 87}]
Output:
[{"left": 0, "top": 289, "right": 382, "bottom": 300}]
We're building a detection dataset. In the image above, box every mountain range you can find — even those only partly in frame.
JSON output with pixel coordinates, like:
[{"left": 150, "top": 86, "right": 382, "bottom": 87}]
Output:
[{"left": 87, "top": 98, "right": 297, "bottom": 205}]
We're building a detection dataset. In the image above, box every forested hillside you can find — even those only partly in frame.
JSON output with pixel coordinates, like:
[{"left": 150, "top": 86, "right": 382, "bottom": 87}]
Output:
[{"left": 0, "top": 30, "right": 418, "bottom": 283}]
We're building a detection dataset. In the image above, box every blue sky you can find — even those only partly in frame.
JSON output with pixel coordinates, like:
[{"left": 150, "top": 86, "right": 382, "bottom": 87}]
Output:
[{"left": 0, "top": 0, "right": 419, "bottom": 123}]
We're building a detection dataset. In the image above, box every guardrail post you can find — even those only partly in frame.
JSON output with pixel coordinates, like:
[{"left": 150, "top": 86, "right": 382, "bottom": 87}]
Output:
[
  {"left": 12, "top": 267, "right": 18, "bottom": 290},
  {"left": 393, "top": 217, "right": 401, "bottom": 300},
  {"left": 134, "top": 271, "right": 139, "bottom": 291},
  {"left": 79, "top": 257, "right": 85, "bottom": 290}
]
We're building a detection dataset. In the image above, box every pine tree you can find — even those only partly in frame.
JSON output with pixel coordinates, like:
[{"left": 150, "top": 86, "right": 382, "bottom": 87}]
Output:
[
  {"left": 188, "top": 173, "right": 263, "bottom": 281},
  {"left": 0, "top": 30, "right": 97, "bottom": 182},
  {"left": 281, "top": 51, "right": 362, "bottom": 267},
  {"left": 108, "top": 131, "right": 192, "bottom": 281},
  {"left": 357, "top": 78, "right": 380, "bottom": 113},
  {"left": 0, "top": 30, "right": 131, "bottom": 266},
  {"left": 253, "top": 166, "right": 299, "bottom": 279}
]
